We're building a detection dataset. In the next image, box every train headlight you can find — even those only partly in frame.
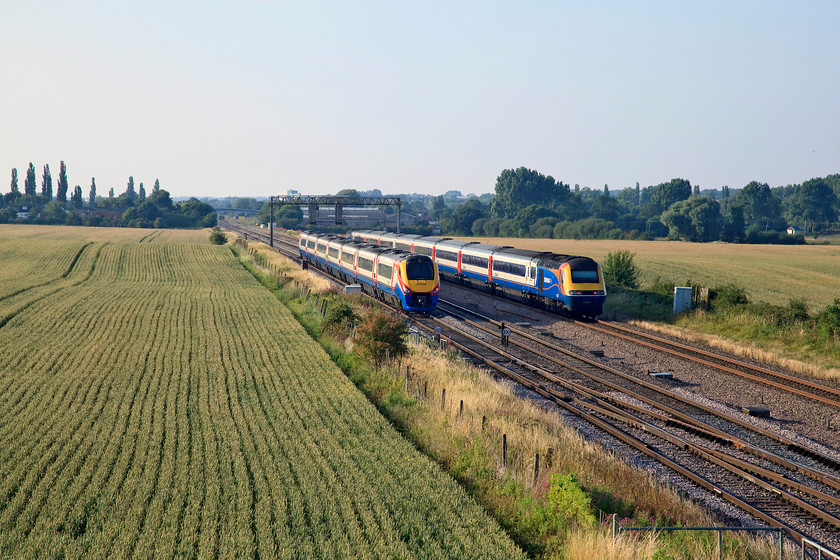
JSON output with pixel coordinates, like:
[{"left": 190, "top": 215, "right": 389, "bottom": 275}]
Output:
[{"left": 433, "top": 283, "right": 440, "bottom": 295}]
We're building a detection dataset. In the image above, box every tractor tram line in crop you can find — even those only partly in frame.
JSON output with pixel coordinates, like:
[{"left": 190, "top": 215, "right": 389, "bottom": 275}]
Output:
[{"left": 222, "top": 221, "right": 840, "bottom": 553}]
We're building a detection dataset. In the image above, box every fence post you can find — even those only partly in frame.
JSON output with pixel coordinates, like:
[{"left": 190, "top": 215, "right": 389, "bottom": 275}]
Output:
[
  {"left": 459, "top": 400, "right": 463, "bottom": 417},
  {"left": 534, "top": 453, "right": 540, "bottom": 486},
  {"left": 503, "top": 434, "right": 507, "bottom": 468},
  {"left": 441, "top": 388, "right": 446, "bottom": 410}
]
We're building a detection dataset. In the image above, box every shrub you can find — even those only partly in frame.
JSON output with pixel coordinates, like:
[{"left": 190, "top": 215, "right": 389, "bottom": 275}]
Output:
[
  {"left": 323, "top": 299, "right": 359, "bottom": 332},
  {"left": 209, "top": 228, "right": 227, "bottom": 245},
  {"left": 710, "top": 284, "right": 748, "bottom": 307},
  {"left": 816, "top": 299, "right": 840, "bottom": 343},
  {"left": 601, "top": 250, "right": 640, "bottom": 289},
  {"left": 354, "top": 310, "right": 408, "bottom": 372}
]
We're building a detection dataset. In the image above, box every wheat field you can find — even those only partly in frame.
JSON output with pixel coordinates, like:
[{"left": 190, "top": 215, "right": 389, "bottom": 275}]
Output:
[{"left": 0, "top": 228, "right": 524, "bottom": 559}]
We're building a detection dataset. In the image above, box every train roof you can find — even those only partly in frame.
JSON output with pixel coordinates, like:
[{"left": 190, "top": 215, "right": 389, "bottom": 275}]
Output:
[
  {"left": 538, "top": 254, "right": 599, "bottom": 268},
  {"left": 461, "top": 244, "right": 512, "bottom": 254},
  {"left": 494, "top": 248, "right": 550, "bottom": 260}
]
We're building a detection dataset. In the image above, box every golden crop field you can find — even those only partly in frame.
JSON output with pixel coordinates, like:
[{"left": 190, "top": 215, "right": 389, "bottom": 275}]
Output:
[
  {"left": 0, "top": 230, "right": 524, "bottom": 559},
  {"left": 0, "top": 224, "right": 207, "bottom": 244},
  {"left": 467, "top": 237, "right": 840, "bottom": 310}
]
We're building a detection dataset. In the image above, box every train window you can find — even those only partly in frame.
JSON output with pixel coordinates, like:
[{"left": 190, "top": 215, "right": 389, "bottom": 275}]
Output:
[
  {"left": 463, "top": 255, "right": 488, "bottom": 269},
  {"left": 531, "top": 267, "right": 536, "bottom": 279},
  {"left": 395, "top": 243, "right": 412, "bottom": 251},
  {"left": 571, "top": 269, "right": 599, "bottom": 283},
  {"left": 436, "top": 250, "right": 457, "bottom": 262},
  {"left": 406, "top": 260, "right": 435, "bottom": 280},
  {"left": 341, "top": 252, "right": 354, "bottom": 264},
  {"left": 317, "top": 243, "right": 326, "bottom": 253},
  {"left": 377, "top": 263, "right": 393, "bottom": 280},
  {"left": 358, "top": 257, "right": 373, "bottom": 271},
  {"left": 414, "top": 247, "right": 431, "bottom": 256},
  {"left": 492, "top": 261, "right": 525, "bottom": 276},
  {"left": 308, "top": 240, "right": 316, "bottom": 249},
  {"left": 329, "top": 247, "right": 339, "bottom": 258}
]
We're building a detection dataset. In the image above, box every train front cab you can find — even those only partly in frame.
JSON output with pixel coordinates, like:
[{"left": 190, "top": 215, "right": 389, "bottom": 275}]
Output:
[
  {"left": 537, "top": 256, "right": 605, "bottom": 317},
  {"left": 399, "top": 254, "right": 439, "bottom": 312}
]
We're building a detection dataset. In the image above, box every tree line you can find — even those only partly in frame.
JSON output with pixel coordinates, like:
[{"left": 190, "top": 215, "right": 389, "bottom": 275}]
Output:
[
  {"left": 436, "top": 168, "right": 840, "bottom": 242},
  {"left": 2, "top": 162, "right": 217, "bottom": 229}
]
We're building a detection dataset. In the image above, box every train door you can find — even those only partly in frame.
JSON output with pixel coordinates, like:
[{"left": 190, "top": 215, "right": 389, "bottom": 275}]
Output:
[{"left": 538, "top": 269, "right": 544, "bottom": 293}]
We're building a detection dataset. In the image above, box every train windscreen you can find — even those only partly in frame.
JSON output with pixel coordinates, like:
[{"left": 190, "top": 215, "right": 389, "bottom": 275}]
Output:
[
  {"left": 571, "top": 269, "right": 599, "bottom": 283},
  {"left": 406, "top": 260, "right": 435, "bottom": 280}
]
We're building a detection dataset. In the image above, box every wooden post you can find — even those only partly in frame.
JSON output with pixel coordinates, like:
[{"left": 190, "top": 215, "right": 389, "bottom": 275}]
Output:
[
  {"left": 459, "top": 400, "right": 463, "bottom": 417},
  {"left": 441, "top": 388, "right": 446, "bottom": 410},
  {"left": 534, "top": 453, "right": 540, "bottom": 485},
  {"left": 423, "top": 381, "right": 427, "bottom": 399},
  {"left": 481, "top": 416, "right": 486, "bottom": 431},
  {"left": 503, "top": 434, "right": 507, "bottom": 468}
]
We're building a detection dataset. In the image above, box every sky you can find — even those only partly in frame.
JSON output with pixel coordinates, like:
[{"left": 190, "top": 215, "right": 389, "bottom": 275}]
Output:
[{"left": 1, "top": 1, "right": 838, "bottom": 199}]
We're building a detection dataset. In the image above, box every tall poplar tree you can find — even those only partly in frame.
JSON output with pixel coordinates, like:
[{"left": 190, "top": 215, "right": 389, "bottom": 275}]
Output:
[
  {"left": 153, "top": 178, "right": 160, "bottom": 193},
  {"left": 57, "top": 160, "right": 69, "bottom": 203},
  {"left": 41, "top": 164, "right": 53, "bottom": 200},
  {"left": 24, "top": 163, "right": 36, "bottom": 197},
  {"left": 125, "top": 176, "right": 137, "bottom": 203},
  {"left": 72, "top": 186, "right": 84, "bottom": 208},
  {"left": 138, "top": 182, "right": 146, "bottom": 199},
  {"left": 10, "top": 168, "right": 19, "bottom": 195},
  {"left": 89, "top": 178, "right": 96, "bottom": 207}
]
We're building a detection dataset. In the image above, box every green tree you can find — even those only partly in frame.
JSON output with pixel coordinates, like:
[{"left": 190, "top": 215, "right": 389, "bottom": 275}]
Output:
[
  {"left": 108, "top": 187, "right": 115, "bottom": 199},
  {"left": 783, "top": 178, "right": 837, "bottom": 233},
  {"left": 71, "top": 186, "right": 84, "bottom": 208},
  {"left": 124, "top": 176, "right": 137, "bottom": 204},
  {"left": 442, "top": 199, "right": 488, "bottom": 235},
  {"left": 491, "top": 167, "right": 570, "bottom": 219},
  {"left": 589, "top": 193, "right": 620, "bottom": 222},
  {"left": 660, "top": 195, "right": 722, "bottom": 242},
  {"left": 24, "top": 163, "right": 37, "bottom": 197},
  {"left": 649, "top": 178, "right": 692, "bottom": 214},
  {"left": 336, "top": 188, "right": 360, "bottom": 197},
  {"left": 153, "top": 178, "right": 161, "bottom": 194},
  {"left": 89, "top": 178, "right": 96, "bottom": 207},
  {"left": 41, "top": 164, "right": 53, "bottom": 200},
  {"left": 734, "top": 181, "right": 783, "bottom": 231},
  {"left": 57, "top": 161, "right": 69, "bottom": 203},
  {"left": 138, "top": 182, "right": 146, "bottom": 199},
  {"left": 9, "top": 168, "right": 19, "bottom": 196},
  {"left": 41, "top": 200, "right": 66, "bottom": 223}
]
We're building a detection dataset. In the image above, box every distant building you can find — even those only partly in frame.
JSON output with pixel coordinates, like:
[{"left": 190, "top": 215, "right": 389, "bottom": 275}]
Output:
[{"left": 786, "top": 226, "right": 803, "bottom": 235}]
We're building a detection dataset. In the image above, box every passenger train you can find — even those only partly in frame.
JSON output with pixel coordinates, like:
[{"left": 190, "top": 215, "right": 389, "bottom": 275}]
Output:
[
  {"left": 350, "top": 230, "right": 606, "bottom": 317},
  {"left": 298, "top": 231, "right": 439, "bottom": 313}
]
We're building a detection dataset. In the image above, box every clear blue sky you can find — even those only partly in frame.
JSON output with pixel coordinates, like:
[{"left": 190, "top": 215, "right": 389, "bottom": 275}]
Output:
[{"left": 2, "top": 1, "right": 838, "bottom": 198}]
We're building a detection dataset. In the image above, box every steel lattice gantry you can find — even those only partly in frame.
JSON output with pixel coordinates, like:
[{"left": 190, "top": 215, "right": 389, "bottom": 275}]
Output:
[{"left": 268, "top": 195, "right": 402, "bottom": 246}]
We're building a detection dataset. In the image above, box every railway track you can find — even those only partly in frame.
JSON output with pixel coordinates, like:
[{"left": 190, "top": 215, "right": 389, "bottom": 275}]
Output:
[
  {"left": 583, "top": 319, "right": 840, "bottom": 410},
  {"left": 221, "top": 221, "right": 840, "bottom": 553}
]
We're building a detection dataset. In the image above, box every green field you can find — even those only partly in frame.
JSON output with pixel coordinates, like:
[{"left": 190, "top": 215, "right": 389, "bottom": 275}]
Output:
[
  {"left": 0, "top": 228, "right": 524, "bottom": 559},
  {"left": 469, "top": 237, "right": 840, "bottom": 310}
]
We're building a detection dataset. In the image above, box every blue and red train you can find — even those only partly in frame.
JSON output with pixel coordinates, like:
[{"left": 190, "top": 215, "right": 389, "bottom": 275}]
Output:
[
  {"left": 349, "top": 231, "right": 607, "bottom": 317},
  {"left": 299, "top": 231, "right": 439, "bottom": 313}
]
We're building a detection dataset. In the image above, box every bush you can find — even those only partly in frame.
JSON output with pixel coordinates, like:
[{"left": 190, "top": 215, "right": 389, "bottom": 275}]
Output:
[
  {"left": 209, "top": 228, "right": 227, "bottom": 245},
  {"left": 354, "top": 310, "right": 408, "bottom": 372},
  {"left": 816, "top": 299, "right": 840, "bottom": 343},
  {"left": 602, "top": 250, "right": 640, "bottom": 289},
  {"left": 323, "top": 299, "right": 359, "bottom": 332},
  {"left": 710, "top": 284, "right": 748, "bottom": 307}
]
